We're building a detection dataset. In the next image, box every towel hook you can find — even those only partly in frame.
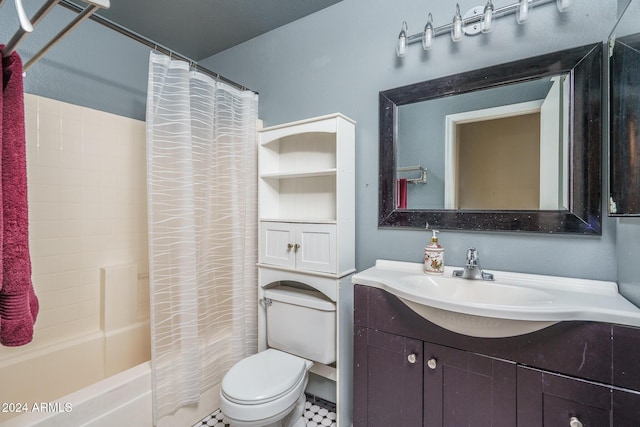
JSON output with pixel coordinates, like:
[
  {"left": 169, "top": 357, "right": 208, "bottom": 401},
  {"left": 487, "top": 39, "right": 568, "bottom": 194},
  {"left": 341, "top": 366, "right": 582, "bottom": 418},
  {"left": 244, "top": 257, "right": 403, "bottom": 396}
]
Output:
[{"left": 14, "top": 0, "right": 33, "bottom": 32}]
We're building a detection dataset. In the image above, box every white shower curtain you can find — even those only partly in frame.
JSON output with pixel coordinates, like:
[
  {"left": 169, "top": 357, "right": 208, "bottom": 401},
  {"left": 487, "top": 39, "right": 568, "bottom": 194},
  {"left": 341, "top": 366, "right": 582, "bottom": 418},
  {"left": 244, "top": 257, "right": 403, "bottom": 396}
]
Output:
[{"left": 145, "top": 51, "right": 258, "bottom": 424}]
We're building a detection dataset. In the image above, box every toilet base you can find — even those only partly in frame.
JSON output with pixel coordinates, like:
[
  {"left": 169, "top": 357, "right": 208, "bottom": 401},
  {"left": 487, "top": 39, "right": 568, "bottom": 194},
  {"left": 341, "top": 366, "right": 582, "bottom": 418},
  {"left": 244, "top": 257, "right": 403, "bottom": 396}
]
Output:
[
  {"left": 280, "top": 393, "right": 306, "bottom": 427},
  {"left": 225, "top": 392, "right": 307, "bottom": 427}
]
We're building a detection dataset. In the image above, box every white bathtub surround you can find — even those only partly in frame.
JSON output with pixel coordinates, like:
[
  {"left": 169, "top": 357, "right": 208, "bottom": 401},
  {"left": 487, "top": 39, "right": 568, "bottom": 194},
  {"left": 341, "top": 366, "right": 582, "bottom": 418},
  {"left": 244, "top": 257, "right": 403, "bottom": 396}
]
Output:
[
  {"left": 146, "top": 51, "right": 259, "bottom": 424},
  {"left": 0, "top": 95, "right": 150, "bottom": 424}
]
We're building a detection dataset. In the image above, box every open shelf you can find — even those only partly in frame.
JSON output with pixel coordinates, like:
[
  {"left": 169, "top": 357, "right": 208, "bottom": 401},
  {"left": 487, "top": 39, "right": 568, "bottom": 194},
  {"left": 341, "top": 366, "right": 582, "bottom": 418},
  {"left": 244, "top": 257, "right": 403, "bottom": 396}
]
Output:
[{"left": 260, "top": 168, "right": 337, "bottom": 180}]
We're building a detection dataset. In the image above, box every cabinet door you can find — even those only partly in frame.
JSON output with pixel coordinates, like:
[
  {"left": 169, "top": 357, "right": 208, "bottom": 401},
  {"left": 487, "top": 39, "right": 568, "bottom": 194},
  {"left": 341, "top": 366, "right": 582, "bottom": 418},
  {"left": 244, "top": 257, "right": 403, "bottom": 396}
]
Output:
[
  {"left": 613, "top": 388, "right": 640, "bottom": 427},
  {"left": 517, "top": 366, "right": 612, "bottom": 427},
  {"left": 295, "top": 223, "right": 336, "bottom": 273},
  {"left": 423, "top": 342, "right": 516, "bottom": 427},
  {"left": 353, "top": 327, "right": 422, "bottom": 427},
  {"left": 260, "top": 222, "right": 295, "bottom": 268}
]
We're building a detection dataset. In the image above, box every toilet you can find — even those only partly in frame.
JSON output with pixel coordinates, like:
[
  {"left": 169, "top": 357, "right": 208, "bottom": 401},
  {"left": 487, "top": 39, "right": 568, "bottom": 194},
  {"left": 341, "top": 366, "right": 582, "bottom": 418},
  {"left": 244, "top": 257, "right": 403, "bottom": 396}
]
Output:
[{"left": 220, "top": 286, "right": 336, "bottom": 427}]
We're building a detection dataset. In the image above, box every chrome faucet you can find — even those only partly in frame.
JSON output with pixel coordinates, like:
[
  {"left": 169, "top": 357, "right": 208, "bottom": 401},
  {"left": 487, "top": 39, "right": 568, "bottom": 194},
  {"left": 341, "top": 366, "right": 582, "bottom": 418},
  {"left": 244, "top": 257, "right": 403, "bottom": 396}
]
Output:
[{"left": 452, "top": 248, "right": 494, "bottom": 281}]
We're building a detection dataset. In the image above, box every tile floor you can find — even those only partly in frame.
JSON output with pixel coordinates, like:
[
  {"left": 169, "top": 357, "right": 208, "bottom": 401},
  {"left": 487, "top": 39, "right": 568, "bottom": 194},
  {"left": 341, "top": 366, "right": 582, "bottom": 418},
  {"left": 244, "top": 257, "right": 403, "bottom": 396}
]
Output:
[{"left": 194, "top": 395, "right": 337, "bottom": 427}]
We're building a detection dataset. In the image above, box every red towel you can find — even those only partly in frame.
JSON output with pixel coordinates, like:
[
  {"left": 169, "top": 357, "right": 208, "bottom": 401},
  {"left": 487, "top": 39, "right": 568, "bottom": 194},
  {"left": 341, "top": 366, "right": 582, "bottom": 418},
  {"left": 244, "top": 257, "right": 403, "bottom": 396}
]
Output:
[
  {"left": 0, "top": 49, "right": 38, "bottom": 346},
  {"left": 397, "top": 178, "right": 407, "bottom": 209}
]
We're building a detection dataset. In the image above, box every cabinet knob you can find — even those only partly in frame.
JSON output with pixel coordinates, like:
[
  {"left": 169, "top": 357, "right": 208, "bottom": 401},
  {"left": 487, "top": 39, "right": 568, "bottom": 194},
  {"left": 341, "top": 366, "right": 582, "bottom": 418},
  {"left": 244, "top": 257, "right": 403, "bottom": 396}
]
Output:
[
  {"left": 287, "top": 243, "right": 294, "bottom": 251},
  {"left": 294, "top": 243, "right": 301, "bottom": 252},
  {"left": 407, "top": 354, "right": 417, "bottom": 364},
  {"left": 569, "top": 417, "right": 583, "bottom": 427},
  {"left": 427, "top": 358, "right": 437, "bottom": 370}
]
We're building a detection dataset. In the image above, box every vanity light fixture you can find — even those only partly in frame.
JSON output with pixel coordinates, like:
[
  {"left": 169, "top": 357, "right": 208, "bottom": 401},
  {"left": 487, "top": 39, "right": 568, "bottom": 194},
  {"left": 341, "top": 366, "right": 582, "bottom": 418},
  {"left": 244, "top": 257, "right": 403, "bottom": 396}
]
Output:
[
  {"left": 397, "top": 0, "right": 572, "bottom": 58},
  {"left": 423, "top": 13, "right": 434, "bottom": 50},
  {"left": 451, "top": 4, "right": 463, "bottom": 42},
  {"left": 481, "top": 0, "right": 494, "bottom": 33},
  {"left": 516, "top": 0, "right": 531, "bottom": 24},
  {"left": 396, "top": 21, "right": 408, "bottom": 57},
  {"left": 556, "top": 0, "right": 573, "bottom": 12},
  {"left": 516, "top": 0, "right": 533, "bottom": 24}
]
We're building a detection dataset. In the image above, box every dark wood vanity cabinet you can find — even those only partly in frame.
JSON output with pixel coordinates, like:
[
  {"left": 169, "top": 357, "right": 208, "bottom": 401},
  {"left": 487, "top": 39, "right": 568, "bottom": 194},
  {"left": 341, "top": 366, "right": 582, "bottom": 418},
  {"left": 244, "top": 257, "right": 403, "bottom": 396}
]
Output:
[
  {"left": 353, "top": 285, "right": 640, "bottom": 427},
  {"left": 354, "top": 328, "right": 517, "bottom": 427}
]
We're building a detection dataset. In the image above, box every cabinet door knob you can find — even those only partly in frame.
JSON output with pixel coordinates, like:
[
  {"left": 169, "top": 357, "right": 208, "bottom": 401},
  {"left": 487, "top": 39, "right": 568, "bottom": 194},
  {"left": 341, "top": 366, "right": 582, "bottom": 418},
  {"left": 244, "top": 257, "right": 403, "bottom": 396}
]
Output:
[
  {"left": 569, "top": 417, "right": 583, "bottom": 427},
  {"left": 427, "top": 358, "right": 437, "bottom": 370},
  {"left": 287, "top": 243, "right": 294, "bottom": 251},
  {"left": 407, "top": 354, "right": 417, "bottom": 364},
  {"left": 294, "top": 243, "right": 301, "bottom": 252}
]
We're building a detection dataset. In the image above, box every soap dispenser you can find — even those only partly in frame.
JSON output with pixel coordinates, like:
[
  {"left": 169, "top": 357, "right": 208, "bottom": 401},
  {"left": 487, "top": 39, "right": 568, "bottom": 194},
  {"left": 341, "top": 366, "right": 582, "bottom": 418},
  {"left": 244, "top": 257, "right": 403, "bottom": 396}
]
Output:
[{"left": 424, "top": 229, "right": 444, "bottom": 275}]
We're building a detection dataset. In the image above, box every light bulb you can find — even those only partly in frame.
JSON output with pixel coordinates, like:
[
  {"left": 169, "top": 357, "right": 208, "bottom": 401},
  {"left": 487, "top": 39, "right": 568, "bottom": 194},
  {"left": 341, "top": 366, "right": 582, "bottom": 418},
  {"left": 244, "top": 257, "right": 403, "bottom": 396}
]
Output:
[
  {"left": 423, "top": 13, "right": 434, "bottom": 50},
  {"left": 482, "top": 0, "right": 494, "bottom": 33},
  {"left": 556, "top": 0, "right": 573, "bottom": 12},
  {"left": 451, "top": 4, "right": 463, "bottom": 42},
  {"left": 396, "top": 21, "right": 408, "bottom": 57},
  {"left": 516, "top": 0, "right": 530, "bottom": 24}
]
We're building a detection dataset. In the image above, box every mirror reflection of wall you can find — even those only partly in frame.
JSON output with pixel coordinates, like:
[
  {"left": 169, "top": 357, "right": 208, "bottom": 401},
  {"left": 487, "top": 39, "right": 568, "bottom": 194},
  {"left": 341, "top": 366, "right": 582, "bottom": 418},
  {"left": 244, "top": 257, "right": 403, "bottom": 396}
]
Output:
[
  {"left": 455, "top": 112, "right": 541, "bottom": 210},
  {"left": 397, "top": 74, "right": 569, "bottom": 211}
]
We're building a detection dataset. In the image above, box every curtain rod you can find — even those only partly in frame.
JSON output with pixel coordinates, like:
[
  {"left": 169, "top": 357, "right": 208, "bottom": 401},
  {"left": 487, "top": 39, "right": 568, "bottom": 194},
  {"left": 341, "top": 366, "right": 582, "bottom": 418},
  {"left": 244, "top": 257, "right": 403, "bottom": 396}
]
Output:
[{"left": 58, "top": 0, "right": 257, "bottom": 95}]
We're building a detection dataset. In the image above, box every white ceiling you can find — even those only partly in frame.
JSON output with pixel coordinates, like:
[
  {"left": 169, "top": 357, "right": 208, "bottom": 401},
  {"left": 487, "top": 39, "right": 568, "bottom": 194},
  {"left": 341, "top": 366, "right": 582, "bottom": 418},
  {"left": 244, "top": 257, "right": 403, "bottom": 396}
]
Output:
[{"left": 70, "top": 0, "right": 343, "bottom": 61}]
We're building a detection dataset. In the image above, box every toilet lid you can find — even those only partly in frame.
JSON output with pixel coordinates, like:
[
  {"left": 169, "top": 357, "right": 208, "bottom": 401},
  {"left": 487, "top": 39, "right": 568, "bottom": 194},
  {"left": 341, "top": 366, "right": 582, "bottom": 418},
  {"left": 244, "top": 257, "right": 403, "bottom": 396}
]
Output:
[{"left": 221, "top": 349, "right": 308, "bottom": 405}]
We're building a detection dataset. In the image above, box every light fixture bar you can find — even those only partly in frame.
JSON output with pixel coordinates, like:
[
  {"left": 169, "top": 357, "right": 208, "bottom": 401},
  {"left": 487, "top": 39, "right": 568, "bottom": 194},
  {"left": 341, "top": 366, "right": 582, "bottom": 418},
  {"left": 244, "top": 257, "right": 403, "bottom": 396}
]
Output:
[{"left": 404, "top": 0, "right": 557, "bottom": 46}]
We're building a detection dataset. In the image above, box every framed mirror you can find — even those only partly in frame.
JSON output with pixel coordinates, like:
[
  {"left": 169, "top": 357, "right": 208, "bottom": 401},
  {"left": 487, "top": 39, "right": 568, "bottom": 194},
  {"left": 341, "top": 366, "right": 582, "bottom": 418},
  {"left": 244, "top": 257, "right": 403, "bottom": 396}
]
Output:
[
  {"left": 379, "top": 43, "right": 602, "bottom": 234},
  {"left": 609, "top": 1, "right": 640, "bottom": 216}
]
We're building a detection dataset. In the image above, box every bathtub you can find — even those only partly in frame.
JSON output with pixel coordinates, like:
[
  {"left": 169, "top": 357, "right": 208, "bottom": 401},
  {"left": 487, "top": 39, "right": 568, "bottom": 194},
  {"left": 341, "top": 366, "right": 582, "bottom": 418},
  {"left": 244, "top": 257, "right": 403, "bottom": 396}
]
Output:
[
  {"left": 0, "top": 319, "right": 151, "bottom": 427},
  {"left": 2, "top": 359, "right": 222, "bottom": 427},
  {"left": 2, "top": 361, "right": 152, "bottom": 427}
]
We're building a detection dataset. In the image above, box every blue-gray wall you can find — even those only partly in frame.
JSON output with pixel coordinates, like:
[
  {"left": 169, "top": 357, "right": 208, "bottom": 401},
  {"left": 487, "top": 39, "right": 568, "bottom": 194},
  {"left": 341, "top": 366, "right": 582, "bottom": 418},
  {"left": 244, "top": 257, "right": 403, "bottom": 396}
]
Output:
[
  {"left": 0, "top": 1, "right": 149, "bottom": 120},
  {"left": 203, "top": 0, "right": 623, "bottom": 283},
  {"left": 1, "top": 0, "right": 639, "bottom": 304}
]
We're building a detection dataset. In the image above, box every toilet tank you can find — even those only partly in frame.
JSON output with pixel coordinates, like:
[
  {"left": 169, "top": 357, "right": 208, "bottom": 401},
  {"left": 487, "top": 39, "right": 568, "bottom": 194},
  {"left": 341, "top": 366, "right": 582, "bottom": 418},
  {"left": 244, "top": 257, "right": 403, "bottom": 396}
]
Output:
[{"left": 264, "top": 286, "right": 336, "bottom": 365}]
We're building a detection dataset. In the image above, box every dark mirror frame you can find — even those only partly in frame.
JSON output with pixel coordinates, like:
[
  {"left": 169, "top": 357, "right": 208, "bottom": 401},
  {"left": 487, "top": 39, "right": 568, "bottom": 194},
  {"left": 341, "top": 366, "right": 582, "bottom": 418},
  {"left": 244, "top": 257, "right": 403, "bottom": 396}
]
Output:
[
  {"left": 379, "top": 43, "right": 603, "bottom": 234},
  {"left": 609, "top": 33, "right": 640, "bottom": 216}
]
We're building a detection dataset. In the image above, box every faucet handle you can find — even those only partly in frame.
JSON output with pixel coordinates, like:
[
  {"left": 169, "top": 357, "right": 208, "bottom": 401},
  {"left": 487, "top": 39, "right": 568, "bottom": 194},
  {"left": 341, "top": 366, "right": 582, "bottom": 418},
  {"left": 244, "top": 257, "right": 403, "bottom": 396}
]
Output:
[{"left": 481, "top": 271, "right": 495, "bottom": 281}]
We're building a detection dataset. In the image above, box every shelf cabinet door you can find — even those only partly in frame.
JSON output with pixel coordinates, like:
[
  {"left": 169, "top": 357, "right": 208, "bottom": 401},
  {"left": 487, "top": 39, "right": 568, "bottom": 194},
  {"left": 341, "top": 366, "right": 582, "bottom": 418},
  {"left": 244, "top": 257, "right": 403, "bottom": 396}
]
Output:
[
  {"left": 260, "top": 222, "right": 336, "bottom": 274},
  {"left": 295, "top": 223, "right": 336, "bottom": 273},
  {"left": 517, "top": 366, "right": 612, "bottom": 427},
  {"left": 260, "top": 222, "right": 295, "bottom": 269},
  {"left": 423, "top": 342, "right": 517, "bottom": 427},
  {"left": 353, "top": 327, "right": 423, "bottom": 427}
]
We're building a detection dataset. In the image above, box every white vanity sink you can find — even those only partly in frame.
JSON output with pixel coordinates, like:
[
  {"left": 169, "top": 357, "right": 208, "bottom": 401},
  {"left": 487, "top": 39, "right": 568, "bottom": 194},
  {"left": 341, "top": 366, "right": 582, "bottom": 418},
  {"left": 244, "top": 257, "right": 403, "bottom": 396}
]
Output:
[{"left": 352, "top": 260, "right": 640, "bottom": 338}]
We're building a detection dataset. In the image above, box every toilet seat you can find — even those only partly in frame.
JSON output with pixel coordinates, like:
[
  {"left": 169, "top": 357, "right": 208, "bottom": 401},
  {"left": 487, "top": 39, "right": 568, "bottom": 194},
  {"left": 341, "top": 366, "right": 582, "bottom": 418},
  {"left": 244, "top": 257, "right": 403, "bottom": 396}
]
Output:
[{"left": 221, "top": 349, "right": 308, "bottom": 405}]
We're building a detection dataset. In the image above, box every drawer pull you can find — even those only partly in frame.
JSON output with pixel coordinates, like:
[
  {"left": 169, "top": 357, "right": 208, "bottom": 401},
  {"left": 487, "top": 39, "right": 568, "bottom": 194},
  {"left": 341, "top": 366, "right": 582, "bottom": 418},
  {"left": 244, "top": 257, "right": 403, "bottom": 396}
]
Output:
[
  {"left": 287, "top": 243, "right": 293, "bottom": 251},
  {"left": 407, "top": 354, "right": 417, "bottom": 364},
  {"left": 569, "top": 417, "right": 583, "bottom": 427},
  {"left": 294, "top": 243, "right": 301, "bottom": 252},
  {"left": 427, "top": 358, "right": 437, "bottom": 370}
]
